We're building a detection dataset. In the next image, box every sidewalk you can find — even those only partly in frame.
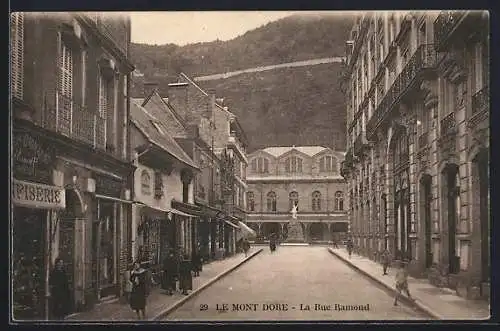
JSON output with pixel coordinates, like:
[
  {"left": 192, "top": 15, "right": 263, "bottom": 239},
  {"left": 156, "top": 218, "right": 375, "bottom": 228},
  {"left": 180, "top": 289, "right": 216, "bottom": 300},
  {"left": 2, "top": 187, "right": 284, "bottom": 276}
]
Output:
[
  {"left": 328, "top": 247, "right": 490, "bottom": 320},
  {"left": 65, "top": 248, "right": 262, "bottom": 321}
]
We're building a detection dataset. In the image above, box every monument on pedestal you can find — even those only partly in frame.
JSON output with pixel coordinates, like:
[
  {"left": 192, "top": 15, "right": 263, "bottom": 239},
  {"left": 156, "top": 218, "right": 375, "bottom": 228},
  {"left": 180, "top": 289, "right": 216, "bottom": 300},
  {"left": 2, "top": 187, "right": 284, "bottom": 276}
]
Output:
[{"left": 286, "top": 204, "right": 305, "bottom": 242}]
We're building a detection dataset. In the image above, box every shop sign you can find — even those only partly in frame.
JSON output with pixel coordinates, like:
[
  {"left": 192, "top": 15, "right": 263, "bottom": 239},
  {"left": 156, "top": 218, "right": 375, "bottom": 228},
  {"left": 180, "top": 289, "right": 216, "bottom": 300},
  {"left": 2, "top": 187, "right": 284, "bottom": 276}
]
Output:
[
  {"left": 12, "top": 179, "right": 66, "bottom": 209},
  {"left": 13, "top": 131, "right": 55, "bottom": 184},
  {"left": 95, "top": 173, "right": 123, "bottom": 197}
]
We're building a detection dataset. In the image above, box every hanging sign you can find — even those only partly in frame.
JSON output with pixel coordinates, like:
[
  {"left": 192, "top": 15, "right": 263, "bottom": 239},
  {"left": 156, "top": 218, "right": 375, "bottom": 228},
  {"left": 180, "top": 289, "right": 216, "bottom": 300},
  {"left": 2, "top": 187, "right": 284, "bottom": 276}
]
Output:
[{"left": 12, "top": 179, "right": 66, "bottom": 209}]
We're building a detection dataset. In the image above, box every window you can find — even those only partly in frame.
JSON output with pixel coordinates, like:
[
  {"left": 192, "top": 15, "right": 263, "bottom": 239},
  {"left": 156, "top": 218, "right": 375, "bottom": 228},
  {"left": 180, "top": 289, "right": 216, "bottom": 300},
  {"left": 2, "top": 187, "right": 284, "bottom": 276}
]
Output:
[
  {"left": 267, "top": 191, "right": 277, "bottom": 212},
  {"left": 285, "top": 156, "right": 303, "bottom": 173},
  {"left": 247, "top": 192, "right": 255, "bottom": 212},
  {"left": 312, "top": 191, "right": 321, "bottom": 211},
  {"left": 251, "top": 159, "right": 257, "bottom": 172},
  {"left": 289, "top": 191, "right": 299, "bottom": 211},
  {"left": 320, "top": 156, "right": 337, "bottom": 172},
  {"left": 154, "top": 171, "right": 163, "bottom": 199},
  {"left": 418, "top": 22, "right": 426, "bottom": 46},
  {"left": 99, "top": 74, "right": 108, "bottom": 119},
  {"left": 59, "top": 40, "right": 73, "bottom": 98},
  {"left": 10, "top": 13, "right": 24, "bottom": 99},
  {"left": 254, "top": 157, "right": 269, "bottom": 173},
  {"left": 335, "top": 191, "right": 344, "bottom": 211},
  {"left": 141, "top": 170, "right": 151, "bottom": 195}
]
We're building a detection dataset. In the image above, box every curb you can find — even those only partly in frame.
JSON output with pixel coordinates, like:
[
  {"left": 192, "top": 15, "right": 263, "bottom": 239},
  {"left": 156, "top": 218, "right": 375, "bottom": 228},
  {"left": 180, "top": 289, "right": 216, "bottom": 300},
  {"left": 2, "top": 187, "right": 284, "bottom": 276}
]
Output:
[
  {"left": 327, "top": 248, "right": 443, "bottom": 320},
  {"left": 151, "top": 248, "right": 263, "bottom": 321}
]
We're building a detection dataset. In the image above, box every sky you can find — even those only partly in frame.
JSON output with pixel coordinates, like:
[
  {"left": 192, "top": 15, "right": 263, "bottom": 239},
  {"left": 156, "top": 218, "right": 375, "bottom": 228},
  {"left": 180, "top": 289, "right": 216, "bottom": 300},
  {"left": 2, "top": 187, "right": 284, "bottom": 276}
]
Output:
[{"left": 130, "top": 11, "right": 354, "bottom": 46}]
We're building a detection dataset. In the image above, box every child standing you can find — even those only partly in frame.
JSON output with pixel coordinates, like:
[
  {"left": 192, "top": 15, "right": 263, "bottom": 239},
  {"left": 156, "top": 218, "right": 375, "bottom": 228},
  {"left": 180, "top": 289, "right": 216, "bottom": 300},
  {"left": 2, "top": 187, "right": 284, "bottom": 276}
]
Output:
[{"left": 381, "top": 249, "right": 392, "bottom": 275}]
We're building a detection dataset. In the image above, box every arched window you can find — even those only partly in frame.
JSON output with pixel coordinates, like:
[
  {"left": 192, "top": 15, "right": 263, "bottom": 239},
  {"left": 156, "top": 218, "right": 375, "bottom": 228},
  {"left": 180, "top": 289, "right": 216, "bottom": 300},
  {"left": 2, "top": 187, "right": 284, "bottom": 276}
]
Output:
[
  {"left": 335, "top": 191, "right": 344, "bottom": 211},
  {"left": 251, "top": 158, "right": 257, "bottom": 172},
  {"left": 319, "top": 156, "right": 337, "bottom": 172},
  {"left": 141, "top": 170, "right": 151, "bottom": 195},
  {"left": 285, "top": 156, "right": 303, "bottom": 173},
  {"left": 267, "top": 191, "right": 277, "bottom": 212},
  {"left": 289, "top": 191, "right": 299, "bottom": 211},
  {"left": 247, "top": 191, "right": 255, "bottom": 212},
  {"left": 312, "top": 191, "right": 322, "bottom": 211}
]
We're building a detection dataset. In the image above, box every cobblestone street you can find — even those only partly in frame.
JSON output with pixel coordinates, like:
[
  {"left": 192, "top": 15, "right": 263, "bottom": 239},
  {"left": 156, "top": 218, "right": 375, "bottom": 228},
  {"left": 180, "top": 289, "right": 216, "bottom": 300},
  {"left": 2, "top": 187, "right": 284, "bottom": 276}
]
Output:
[{"left": 163, "top": 246, "right": 429, "bottom": 320}]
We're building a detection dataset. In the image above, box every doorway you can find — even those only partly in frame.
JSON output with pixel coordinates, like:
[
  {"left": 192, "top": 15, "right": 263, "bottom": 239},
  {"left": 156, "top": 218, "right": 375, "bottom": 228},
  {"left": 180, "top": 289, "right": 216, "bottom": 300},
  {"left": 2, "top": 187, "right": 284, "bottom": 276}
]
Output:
[
  {"left": 309, "top": 223, "right": 324, "bottom": 241},
  {"left": 420, "top": 175, "right": 433, "bottom": 268},
  {"left": 444, "top": 164, "right": 460, "bottom": 274}
]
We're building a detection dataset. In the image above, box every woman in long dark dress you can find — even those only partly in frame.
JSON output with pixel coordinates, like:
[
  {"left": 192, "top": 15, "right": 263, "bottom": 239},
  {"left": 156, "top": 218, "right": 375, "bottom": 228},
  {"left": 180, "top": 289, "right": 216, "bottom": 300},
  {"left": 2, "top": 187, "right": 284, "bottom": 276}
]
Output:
[
  {"left": 49, "top": 258, "right": 71, "bottom": 320},
  {"left": 191, "top": 247, "right": 202, "bottom": 277},
  {"left": 179, "top": 254, "right": 193, "bottom": 295},
  {"left": 161, "top": 251, "right": 177, "bottom": 295},
  {"left": 129, "top": 261, "right": 147, "bottom": 320}
]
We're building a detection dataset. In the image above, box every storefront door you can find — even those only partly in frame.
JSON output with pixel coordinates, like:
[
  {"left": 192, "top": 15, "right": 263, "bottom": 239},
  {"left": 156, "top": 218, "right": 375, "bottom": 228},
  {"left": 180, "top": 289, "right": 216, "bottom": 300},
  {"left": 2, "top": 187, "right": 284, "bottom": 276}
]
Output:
[{"left": 12, "top": 207, "right": 47, "bottom": 320}]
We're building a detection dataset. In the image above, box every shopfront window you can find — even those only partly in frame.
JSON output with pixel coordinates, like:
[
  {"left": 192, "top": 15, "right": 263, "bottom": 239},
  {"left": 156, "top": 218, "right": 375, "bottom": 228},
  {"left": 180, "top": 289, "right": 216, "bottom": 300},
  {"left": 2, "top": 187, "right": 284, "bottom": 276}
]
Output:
[{"left": 12, "top": 207, "right": 46, "bottom": 320}]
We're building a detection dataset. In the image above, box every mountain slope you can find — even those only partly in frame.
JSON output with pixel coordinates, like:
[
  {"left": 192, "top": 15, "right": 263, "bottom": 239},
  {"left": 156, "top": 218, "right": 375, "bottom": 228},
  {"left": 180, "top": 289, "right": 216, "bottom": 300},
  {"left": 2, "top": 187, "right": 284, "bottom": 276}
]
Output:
[{"left": 129, "top": 13, "right": 353, "bottom": 152}]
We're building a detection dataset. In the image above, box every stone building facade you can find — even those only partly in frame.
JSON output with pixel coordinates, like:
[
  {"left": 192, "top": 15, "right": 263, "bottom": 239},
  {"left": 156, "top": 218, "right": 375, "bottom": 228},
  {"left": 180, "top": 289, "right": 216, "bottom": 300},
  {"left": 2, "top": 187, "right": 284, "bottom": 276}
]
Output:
[
  {"left": 247, "top": 146, "right": 349, "bottom": 243},
  {"left": 11, "top": 12, "right": 135, "bottom": 319},
  {"left": 340, "top": 11, "right": 489, "bottom": 300}
]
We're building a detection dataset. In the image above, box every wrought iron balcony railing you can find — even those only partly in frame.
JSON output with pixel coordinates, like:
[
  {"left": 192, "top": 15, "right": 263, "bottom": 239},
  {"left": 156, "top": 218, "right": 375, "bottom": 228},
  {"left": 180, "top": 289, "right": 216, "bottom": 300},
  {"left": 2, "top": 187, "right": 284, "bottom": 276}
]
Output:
[
  {"left": 440, "top": 112, "right": 456, "bottom": 137},
  {"left": 42, "top": 91, "right": 106, "bottom": 150},
  {"left": 354, "top": 132, "right": 369, "bottom": 156},
  {"left": 472, "top": 85, "right": 489, "bottom": 115},
  {"left": 366, "top": 44, "right": 437, "bottom": 139},
  {"left": 418, "top": 132, "right": 429, "bottom": 150},
  {"left": 434, "top": 11, "right": 467, "bottom": 51}
]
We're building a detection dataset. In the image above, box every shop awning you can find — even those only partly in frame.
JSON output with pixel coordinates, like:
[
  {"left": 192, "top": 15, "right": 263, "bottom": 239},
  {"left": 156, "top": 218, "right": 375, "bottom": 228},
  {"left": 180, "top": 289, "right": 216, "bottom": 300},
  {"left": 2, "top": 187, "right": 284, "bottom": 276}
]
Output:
[
  {"left": 224, "top": 220, "right": 240, "bottom": 229},
  {"left": 134, "top": 202, "right": 197, "bottom": 218},
  {"left": 237, "top": 221, "right": 257, "bottom": 240}
]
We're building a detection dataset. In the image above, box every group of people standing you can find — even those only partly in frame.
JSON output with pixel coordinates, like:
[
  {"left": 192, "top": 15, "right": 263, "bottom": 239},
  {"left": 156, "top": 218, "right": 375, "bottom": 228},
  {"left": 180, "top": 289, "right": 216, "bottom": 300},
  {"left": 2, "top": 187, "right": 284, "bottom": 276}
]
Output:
[{"left": 126, "top": 247, "right": 204, "bottom": 320}]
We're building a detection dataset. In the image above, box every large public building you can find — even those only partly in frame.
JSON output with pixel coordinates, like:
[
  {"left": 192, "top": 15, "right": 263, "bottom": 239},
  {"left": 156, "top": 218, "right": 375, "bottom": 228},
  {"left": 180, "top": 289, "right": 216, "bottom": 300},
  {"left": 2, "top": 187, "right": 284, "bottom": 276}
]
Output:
[
  {"left": 246, "top": 146, "right": 349, "bottom": 243},
  {"left": 340, "top": 11, "right": 489, "bottom": 300}
]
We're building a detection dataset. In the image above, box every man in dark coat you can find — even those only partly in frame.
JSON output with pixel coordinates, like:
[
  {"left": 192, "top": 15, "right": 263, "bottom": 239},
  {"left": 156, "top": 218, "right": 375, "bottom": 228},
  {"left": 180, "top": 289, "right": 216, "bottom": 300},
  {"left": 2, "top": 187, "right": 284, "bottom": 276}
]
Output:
[
  {"left": 49, "top": 258, "right": 71, "bottom": 320},
  {"left": 191, "top": 246, "right": 202, "bottom": 277},
  {"left": 269, "top": 233, "right": 277, "bottom": 252},
  {"left": 179, "top": 254, "right": 193, "bottom": 295},
  {"left": 161, "top": 251, "right": 177, "bottom": 295}
]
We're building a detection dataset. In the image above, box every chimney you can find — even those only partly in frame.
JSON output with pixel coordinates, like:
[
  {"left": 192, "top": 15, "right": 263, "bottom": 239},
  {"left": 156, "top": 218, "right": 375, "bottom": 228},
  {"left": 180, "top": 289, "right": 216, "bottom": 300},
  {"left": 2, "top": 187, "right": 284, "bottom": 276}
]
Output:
[
  {"left": 167, "top": 82, "right": 189, "bottom": 123},
  {"left": 143, "top": 81, "right": 158, "bottom": 98}
]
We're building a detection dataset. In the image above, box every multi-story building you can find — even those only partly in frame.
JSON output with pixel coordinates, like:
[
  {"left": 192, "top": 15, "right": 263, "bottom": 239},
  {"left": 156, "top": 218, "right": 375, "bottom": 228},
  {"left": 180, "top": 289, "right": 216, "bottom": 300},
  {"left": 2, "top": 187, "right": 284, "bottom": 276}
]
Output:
[
  {"left": 134, "top": 82, "right": 229, "bottom": 262},
  {"left": 246, "top": 146, "right": 349, "bottom": 243},
  {"left": 341, "top": 11, "right": 489, "bottom": 300},
  {"left": 129, "top": 100, "right": 199, "bottom": 278},
  {"left": 11, "top": 12, "right": 135, "bottom": 319}
]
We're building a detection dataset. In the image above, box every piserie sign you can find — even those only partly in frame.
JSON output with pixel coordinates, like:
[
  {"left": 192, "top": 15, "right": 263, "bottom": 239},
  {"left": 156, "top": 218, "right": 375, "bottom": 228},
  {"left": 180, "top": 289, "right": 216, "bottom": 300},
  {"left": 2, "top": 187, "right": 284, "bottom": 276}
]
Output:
[{"left": 12, "top": 179, "right": 66, "bottom": 209}]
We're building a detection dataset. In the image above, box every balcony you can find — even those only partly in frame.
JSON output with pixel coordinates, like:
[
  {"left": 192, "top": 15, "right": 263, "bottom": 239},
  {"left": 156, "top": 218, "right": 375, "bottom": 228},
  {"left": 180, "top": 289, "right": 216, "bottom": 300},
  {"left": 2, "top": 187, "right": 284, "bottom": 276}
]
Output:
[
  {"left": 228, "top": 133, "right": 247, "bottom": 162},
  {"left": 434, "top": 11, "right": 467, "bottom": 51},
  {"left": 42, "top": 91, "right": 106, "bottom": 150},
  {"left": 472, "top": 85, "right": 489, "bottom": 116},
  {"left": 440, "top": 112, "right": 457, "bottom": 137},
  {"left": 418, "top": 132, "right": 429, "bottom": 150},
  {"left": 354, "top": 132, "right": 370, "bottom": 157},
  {"left": 366, "top": 44, "right": 438, "bottom": 139}
]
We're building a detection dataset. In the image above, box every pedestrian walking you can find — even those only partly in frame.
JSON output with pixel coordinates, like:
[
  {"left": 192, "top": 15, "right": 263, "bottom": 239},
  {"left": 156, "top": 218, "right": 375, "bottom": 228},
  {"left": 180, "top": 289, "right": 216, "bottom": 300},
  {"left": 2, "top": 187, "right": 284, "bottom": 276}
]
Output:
[
  {"left": 346, "top": 238, "right": 354, "bottom": 258},
  {"left": 161, "top": 250, "right": 177, "bottom": 295},
  {"left": 129, "top": 261, "right": 147, "bottom": 320},
  {"left": 332, "top": 238, "right": 339, "bottom": 249},
  {"left": 192, "top": 246, "right": 203, "bottom": 277},
  {"left": 242, "top": 238, "right": 251, "bottom": 257},
  {"left": 270, "top": 233, "right": 277, "bottom": 252},
  {"left": 49, "top": 258, "right": 71, "bottom": 320},
  {"left": 179, "top": 254, "right": 193, "bottom": 295},
  {"left": 381, "top": 248, "right": 392, "bottom": 275},
  {"left": 393, "top": 260, "right": 414, "bottom": 306}
]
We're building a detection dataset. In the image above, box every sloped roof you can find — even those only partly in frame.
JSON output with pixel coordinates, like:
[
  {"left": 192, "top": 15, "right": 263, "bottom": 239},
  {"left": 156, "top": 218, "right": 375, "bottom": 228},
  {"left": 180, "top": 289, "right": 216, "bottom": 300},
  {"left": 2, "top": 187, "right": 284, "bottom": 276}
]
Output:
[
  {"left": 261, "top": 146, "right": 329, "bottom": 157},
  {"left": 130, "top": 100, "right": 198, "bottom": 170}
]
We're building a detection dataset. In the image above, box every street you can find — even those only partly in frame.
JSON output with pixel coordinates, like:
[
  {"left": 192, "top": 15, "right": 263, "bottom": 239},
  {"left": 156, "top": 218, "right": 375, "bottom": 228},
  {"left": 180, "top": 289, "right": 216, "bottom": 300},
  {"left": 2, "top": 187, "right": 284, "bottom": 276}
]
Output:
[{"left": 163, "top": 246, "right": 430, "bottom": 320}]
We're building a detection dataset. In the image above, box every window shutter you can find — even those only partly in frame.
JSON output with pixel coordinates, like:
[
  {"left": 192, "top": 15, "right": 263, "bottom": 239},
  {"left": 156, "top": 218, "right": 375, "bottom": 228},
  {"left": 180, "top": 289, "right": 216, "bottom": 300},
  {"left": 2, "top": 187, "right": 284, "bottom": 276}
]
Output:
[{"left": 11, "top": 13, "right": 24, "bottom": 99}]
